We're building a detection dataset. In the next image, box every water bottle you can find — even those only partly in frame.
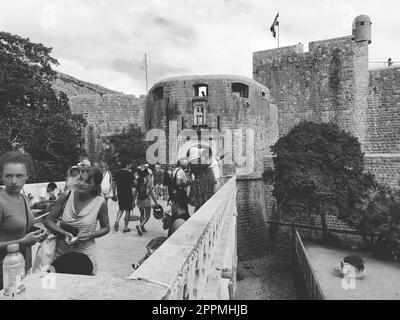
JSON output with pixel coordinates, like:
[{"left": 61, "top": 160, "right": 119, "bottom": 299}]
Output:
[{"left": 3, "top": 244, "right": 26, "bottom": 297}]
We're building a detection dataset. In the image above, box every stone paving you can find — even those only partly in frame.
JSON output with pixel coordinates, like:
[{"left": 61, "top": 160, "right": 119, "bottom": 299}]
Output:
[
  {"left": 95, "top": 199, "right": 168, "bottom": 279},
  {"left": 305, "top": 244, "right": 400, "bottom": 300}
]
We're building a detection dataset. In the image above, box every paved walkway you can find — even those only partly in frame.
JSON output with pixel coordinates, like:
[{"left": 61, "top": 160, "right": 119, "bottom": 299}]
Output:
[
  {"left": 33, "top": 199, "right": 195, "bottom": 280},
  {"left": 95, "top": 200, "right": 168, "bottom": 279},
  {"left": 305, "top": 244, "right": 400, "bottom": 300}
]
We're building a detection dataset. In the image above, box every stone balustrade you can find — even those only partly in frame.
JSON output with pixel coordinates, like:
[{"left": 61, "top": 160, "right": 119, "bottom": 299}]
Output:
[{"left": 129, "top": 176, "right": 238, "bottom": 300}]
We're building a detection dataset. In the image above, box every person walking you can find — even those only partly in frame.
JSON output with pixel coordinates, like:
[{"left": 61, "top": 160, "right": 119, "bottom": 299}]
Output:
[
  {"left": 153, "top": 164, "right": 164, "bottom": 200},
  {"left": 188, "top": 148, "right": 216, "bottom": 212},
  {"left": 0, "top": 152, "right": 47, "bottom": 290},
  {"left": 133, "top": 166, "right": 158, "bottom": 236},
  {"left": 100, "top": 163, "right": 113, "bottom": 205},
  {"left": 112, "top": 162, "right": 135, "bottom": 233},
  {"left": 45, "top": 166, "right": 110, "bottom": 275},
  {"left": 167, "top": 158, "right": 190, "bottom": 237}
]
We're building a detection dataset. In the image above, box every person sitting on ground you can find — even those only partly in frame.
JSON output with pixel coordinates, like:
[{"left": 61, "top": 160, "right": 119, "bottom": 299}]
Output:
[
  {"left": 45, "top": 166, "right": 110, "bottom": 275},
  {"left": 39, "top": 182, "right": 58, "bottom": 202},
  {"left": 0, "top": 152, "right": 47, "bottom": 290},
  {"left": 132, "top": 236, "right": 168, "bottom": 270},
  {"left": 64, "top": 166, "right": 80, "bottom": 191},
  {"left": 133, "top": 165, "right": 158, "bottom": 236}
]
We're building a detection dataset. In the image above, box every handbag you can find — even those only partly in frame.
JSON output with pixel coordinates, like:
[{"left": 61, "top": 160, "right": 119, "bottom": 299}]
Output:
[
  {"left": 32, "top": 235, "right": 58, "bottom": 273},
  {"left": 32, "top": 191, "right": 72, "bottom": 273}
]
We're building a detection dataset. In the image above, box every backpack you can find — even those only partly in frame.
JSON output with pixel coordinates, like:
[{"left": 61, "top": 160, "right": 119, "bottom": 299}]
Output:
[
  {"left": 137, "top": 181, "right": 150, "bottom": 200},
  {"left": 163, "top": 171, "right": 172, "bottom": 187}
]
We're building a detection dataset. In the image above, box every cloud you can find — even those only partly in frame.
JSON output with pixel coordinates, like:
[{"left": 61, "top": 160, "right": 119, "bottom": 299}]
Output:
[
  {"left": 0, "top": 0, "right": 398, "bottom": 94},
  {"left": 112, "top": 58, "right": 188, "bottom": 82}
]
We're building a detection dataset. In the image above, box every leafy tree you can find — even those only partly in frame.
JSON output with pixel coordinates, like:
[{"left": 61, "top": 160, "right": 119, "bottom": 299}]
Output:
[
  {"left": 355, "top": 185, "right": 400, "bottom": 260},
  {"left": 0, "top": 32, "right": 86, "bottom": 182},
  {"left": 265, "top": 121, "right": 375, "bottom": 238},
  {"left": 101, "top": 124, "right": 149, "bottom": 174}
]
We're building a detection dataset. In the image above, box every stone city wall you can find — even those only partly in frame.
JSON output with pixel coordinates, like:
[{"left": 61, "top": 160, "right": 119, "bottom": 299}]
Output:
[{"left": 69, "top": 94, "right": 147, "bottom": 161}]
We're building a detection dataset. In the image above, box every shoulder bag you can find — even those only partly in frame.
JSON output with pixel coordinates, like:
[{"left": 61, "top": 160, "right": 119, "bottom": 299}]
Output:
[{"left": 32, "top": 191, "right": 72, "bottom": 273}]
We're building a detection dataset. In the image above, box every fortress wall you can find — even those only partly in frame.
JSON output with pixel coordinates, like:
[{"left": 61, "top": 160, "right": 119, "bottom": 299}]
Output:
[
  {"left": 364, "top": 66, "right": 400, "bottom": 186},
  {"left": 69, "top": 94, "right": 147, "bottom": 160},
  {"left": 367, "top": 67, "right": 400, "bottom": 154},
  {"left": 253, "top": 36, "right": 370, "bottom": 143}
]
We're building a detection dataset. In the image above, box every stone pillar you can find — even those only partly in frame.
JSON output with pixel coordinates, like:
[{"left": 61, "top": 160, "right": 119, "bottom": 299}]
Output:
[{"left": 236, "top": 172, "right": 268, "bottom": 260}]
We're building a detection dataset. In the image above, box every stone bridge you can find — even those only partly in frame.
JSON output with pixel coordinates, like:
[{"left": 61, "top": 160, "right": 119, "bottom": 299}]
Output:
[{"left": 1, "top": 176, "right": 239, "bottom": 300}]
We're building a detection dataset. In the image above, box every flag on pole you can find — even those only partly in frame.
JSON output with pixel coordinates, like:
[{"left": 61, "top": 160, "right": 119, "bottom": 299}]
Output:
[{"left": 270, "top": 12, "right": 279, "bottom": 38}]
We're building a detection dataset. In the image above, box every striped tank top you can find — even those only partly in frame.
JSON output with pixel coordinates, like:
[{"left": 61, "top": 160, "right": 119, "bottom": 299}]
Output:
[{"left": 55, "top": 191, "right": 105, "bottom": 274}]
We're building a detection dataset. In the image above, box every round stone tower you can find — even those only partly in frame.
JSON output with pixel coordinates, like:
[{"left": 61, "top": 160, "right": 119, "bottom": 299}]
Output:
[
  {"left": 352, "top": 14, "right": 372, "bottom": 44},
  {"left": 146, "top": 75, "right": 280, "bottom": 258}
]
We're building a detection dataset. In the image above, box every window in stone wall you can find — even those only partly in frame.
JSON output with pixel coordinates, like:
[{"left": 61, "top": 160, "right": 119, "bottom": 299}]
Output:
[
  {"left": 194, "top": 84, "right": 208, "bottom": 97},
  {"left": 231, "top": 83, "right": 249, "bottom": 98},
  {"left": 262, "top": 91, "right": 266, "bottom": 97},
  {"left": 152, "top": 86, "right": 164, "bottom": 101},
  {"left": 193, "top": 103, "right": 206, "bottom": 126},
  {"left": 217, "top": 116, "right": 221, "bottom": 130}
]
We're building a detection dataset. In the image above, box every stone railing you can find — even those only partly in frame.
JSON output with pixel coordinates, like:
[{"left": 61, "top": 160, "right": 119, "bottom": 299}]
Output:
[{"left": 128, "top": 176, "right": 238, "bottom": 300}]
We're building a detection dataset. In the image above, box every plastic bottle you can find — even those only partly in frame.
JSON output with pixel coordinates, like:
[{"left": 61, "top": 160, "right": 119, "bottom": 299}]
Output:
[{"left": 3, "top": 244, "right": 26, "bottom": 297}]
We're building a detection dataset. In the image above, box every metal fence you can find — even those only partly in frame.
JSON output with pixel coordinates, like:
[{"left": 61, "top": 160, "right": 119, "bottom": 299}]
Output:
[{"left": 291, "top": 227, "right": 325, "bottom": 300}]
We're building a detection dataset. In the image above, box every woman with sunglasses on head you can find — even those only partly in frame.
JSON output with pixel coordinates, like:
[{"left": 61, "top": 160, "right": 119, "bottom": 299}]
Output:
[{"left": 45, "top": 166, "right": 110, "bottom": 275}]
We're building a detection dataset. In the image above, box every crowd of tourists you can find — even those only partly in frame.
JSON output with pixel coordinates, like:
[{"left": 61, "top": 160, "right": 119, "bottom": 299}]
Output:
[{"left": 0, "top": 147, "right": 220, "bottom": 291}]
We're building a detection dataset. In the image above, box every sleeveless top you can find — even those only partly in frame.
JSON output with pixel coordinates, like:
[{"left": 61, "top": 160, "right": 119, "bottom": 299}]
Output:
[{"left": 55, "top": 191, "right": 105, "bottom": 273}]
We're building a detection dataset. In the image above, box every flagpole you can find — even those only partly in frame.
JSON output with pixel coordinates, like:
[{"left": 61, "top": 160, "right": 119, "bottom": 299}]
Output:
[
  {"left": 145, "top": 53, "right": 148, "bottom": 95},
  {"left": 278, "top": 12, "right": 280, "bottom": 48}
]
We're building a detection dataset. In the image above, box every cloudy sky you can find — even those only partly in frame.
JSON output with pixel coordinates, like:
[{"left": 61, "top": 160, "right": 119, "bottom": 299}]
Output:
[{"left": 0, "top": 0, "right": 398, "bottom": 95}]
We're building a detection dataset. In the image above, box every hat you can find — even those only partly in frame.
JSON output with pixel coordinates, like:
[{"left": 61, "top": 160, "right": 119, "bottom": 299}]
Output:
[
  {"left": 153, "top": 204, "right": 164, "bottom": 220},
  {"left": 78, "top": 160, "right": 91, "bottom": 168},
  {"left": 70, "top": 165, "right": 79, "bottom": 170},
  {"left": 188, "top": 147, "right": 206, "bottom": 163},
  {"left": 82, "top": 160, "right": 91, "bottom": 166}
]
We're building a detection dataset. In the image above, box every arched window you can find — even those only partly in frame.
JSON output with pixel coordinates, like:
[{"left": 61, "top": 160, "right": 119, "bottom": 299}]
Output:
[
  {"left": 194, "top": 84, "right": 208, "bottom": 97},
  {"left": 231, "top": 83, "right": 249, "bottom": 98},
  {"left": 152, "top": 86, "right": 164, "bottom": 101}
]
